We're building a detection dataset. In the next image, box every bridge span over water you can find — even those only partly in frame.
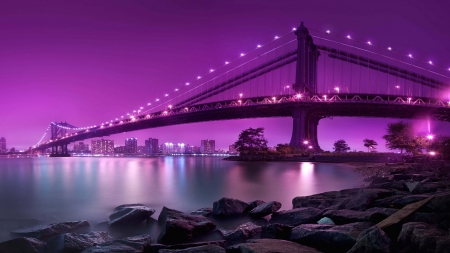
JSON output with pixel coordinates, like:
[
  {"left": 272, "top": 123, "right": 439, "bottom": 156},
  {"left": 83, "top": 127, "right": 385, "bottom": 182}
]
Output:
[{"left": 31, "top": 23, "right": 450, "bottom": 155}]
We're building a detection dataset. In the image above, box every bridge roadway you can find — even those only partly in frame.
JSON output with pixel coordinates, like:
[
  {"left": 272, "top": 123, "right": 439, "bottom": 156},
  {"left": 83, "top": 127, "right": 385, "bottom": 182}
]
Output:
[{"left": 34, "top": 93, "right": 450, "bottom": 151}]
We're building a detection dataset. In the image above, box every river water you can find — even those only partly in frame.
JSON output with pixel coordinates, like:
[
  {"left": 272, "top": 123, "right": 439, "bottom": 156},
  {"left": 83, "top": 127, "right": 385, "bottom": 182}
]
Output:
[{"left": 0, "top": 156, "right": 363, "bottom": 242}]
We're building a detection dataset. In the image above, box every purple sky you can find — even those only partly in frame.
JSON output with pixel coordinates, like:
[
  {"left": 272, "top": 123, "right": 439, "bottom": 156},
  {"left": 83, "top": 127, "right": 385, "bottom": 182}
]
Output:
[{"left": 1, "top": 0, "right": 450, "bottom": 152}]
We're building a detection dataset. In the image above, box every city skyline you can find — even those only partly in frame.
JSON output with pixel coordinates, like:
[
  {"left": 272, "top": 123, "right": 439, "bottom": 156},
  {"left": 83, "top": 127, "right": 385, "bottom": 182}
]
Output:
[{"left": 1, "top": 1, "right": 450, "bottom": 152}]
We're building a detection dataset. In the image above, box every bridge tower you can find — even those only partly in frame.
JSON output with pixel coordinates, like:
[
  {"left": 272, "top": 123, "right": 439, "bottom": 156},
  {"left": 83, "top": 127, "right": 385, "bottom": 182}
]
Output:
[
  {"left": 290, "top": 23, "right": 321, "bottom": 150},
  {"left": 49, "top": 122, "right": 74, "bottom": 157}
]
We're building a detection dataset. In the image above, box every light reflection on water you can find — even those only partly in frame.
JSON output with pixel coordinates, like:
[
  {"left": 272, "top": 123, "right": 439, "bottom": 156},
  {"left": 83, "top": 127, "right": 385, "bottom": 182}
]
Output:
[{"left": 0, "top": 157, "right": 363, "bottom": 241}]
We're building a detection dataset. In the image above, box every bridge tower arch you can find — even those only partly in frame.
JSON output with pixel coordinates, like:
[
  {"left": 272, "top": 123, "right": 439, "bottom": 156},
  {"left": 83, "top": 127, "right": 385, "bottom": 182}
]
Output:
[{"left": 290, "top": 23, "right": 321, "bottom": 150}]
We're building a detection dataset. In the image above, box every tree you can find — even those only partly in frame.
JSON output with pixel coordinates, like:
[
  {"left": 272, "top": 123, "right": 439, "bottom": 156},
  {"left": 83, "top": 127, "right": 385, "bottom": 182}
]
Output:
[
  {"left": 333, "top": 139, "right": 350, "bottom": 153},
  {"left": 276, "top": 144, "right": 299, "bottom": 154},
  {"left": 234, "top": 127, "right": 268, "bottom": 155},
  {"left": 363, "top": 139, "right": 378, "bottom": 152},
  {"left": 382, "top": 121, "right": 416, "bottom": 154}
]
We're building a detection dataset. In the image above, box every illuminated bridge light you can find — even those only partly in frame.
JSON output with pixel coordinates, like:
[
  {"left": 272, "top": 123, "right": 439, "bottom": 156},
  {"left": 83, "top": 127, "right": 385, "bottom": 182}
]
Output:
[
  {"left": 296, "top": 94, "right": 302, "bottom": 99},
  {"left": 148, "top": 103, "right": 151, "bottom": 106},
  {"left": 186, "top": 82, "right": 190, "bottom": 86},
  {"left": 274, "top": 36, "right": 279, "bottom": 39},
  {"left": 292, "top": 27, "right": 296, "bottom": 31},
  {"left": 209, "top": 69, "right": 214, "bottom": 73},
  {"left": 367, "top": 41, "right": 371, "bottom": 45},
  {"left": 395, "top": 85, "right": 400, "bottom": 89},
  {"left": 240, "top": 53, "right": 245, "bottom": 57},
  {"left": 165, "top": 94, "right": 169, "bottom": 97},
  {"left": 428, "top": 61, "right": 433, "bottom": 65},
  {"left": 257, "top": 45, "right": 262, "bottom": 48},
  {"left": 197, "top": 76, "right": 201, "bottom": 79},
  {"left": 175, "top": 88, "right": 179, "bottom": 91},
  {"left": 427, "top": 134, "right": 434, "bottom": 140},
  {"left": 225, "top": 61, "right": 229, "bottom": 65},
  {"left": 408, "top": 54, "right": 413, "bottom": 58},
  {"left": 346, "top": 35, "right": 351, "bottom": 39},
  {"left": 388, "top": 47, "right": 392, "bottom": 51},
  {"left": 156, "top": 99, "right": 159, "bottom": 101},
  {"left": 326, "top": 30, "right": 330, "bottom": 34}
]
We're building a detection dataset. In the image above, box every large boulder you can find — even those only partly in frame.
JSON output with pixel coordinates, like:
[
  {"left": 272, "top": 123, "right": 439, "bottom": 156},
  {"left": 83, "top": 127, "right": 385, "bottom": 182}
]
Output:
[
  {"left": 412, "top": 182, "right": 444, "bottom": 194},
  {"left": 260, "top": 224, "right": 293, "bottom": 240},
  {"left": 108, "top": 204, "right": 155, "bottom": 228},
  {"left": 290, "top": 222, "right": 373, "bottom": 253},
  {"left": 157, "top": 206, "right": 216, "bottom": 244},
  {"left": 227, "top": 239, "right": 321, "bottom": 253},
  {"left": 245, "top": 200, "right": 266, "bottom": 212},
  {"left": 347, "top": 226, "right": 393, "bottom": 253},
  {"left": 159, "top": 244, "right": 226, "bottom": 253},
  {"left": 397, "top": 222, "right": 450, "bottom": 253},
  {"left": 248, "top": 201, "right": 282, "bottom": 218},
  {"left": 47, "top": 231, "right": 112, "bottom": 253},
  {"left": 270, "top": 207, "right": 323, "bottom": 226},
  {"left": 425, "top": 190, "right": 450, "bottom": 212},
  {"left": 340, "top": 189, "right": 393, "bottom": 211},
  {"left": 81, "top": 234, "right": 150, "bottom": 253},
  {"left": 322, "top": 209, "right": 387, "bottom": 225},
  {"left": 292, "top": 191, "right": 338, "bottom": 209},
  {"left": 11, "top": 221, "right": 90, "bottom": 241},
  {"left": 0, "top": 237, "right": 47, "bottom": 253},
  {"left": 212, "top": 198, "right": 250, "bottom": 217},
  {"left": 190, "top": 207, "right": 213, "bottom": 217}
]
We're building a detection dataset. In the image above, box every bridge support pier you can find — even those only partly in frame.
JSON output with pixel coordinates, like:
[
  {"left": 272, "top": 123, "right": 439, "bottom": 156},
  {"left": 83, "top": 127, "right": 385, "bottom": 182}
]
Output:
[
  {"left": 289, "top": 107, "right": 321, "bottom": 151},
  {"left": 49, "top": 144, "right": 70, "bottom": 157}
]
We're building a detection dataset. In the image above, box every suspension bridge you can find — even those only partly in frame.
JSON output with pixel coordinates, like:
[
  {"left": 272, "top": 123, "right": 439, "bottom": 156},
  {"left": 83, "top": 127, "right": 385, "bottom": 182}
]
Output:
[{"left": 30, "top": 23, "right": 450, "bottom": 156}]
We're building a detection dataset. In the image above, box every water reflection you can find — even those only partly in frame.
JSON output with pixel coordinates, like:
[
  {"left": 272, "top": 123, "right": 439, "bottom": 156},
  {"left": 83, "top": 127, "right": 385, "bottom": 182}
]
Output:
[{"left": 0, "top": 157, "right": 363, "bottom": 242}]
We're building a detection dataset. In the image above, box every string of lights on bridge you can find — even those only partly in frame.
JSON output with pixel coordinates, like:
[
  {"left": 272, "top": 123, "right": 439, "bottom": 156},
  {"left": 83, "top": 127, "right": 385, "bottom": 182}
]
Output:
[{"left": 36, "top": 24, "right": 450, "bottom": 147}]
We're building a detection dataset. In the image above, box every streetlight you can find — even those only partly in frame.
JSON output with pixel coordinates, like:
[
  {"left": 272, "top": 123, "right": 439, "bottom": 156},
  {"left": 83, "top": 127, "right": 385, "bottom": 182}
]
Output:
[
  {"left": 427, "top": 134, "right": 434, "bottom": 140},
  {"left": 334, "top": 87, "right": 340, "bottom": 93}
]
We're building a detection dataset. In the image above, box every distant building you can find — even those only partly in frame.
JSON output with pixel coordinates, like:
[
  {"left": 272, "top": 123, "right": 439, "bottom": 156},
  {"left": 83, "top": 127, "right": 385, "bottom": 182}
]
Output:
[
  {"left": 229, "top": 144, "right": 237, "bottom": 153},
  {"left": 125, "top": 138, "right": 137, "bottom": 153},
  {"left": 114, "top": 146, "right": 126, "bottom": 153},
  {"left": 0, "top": 137, "right": 6, "bottom": 153},
  {"left": 137, "top": 146, "right": 145, "bottom": 154},
  {"left": 144, "top": 138, "right": 159, "bottom": 154},
  {"left": 200, "top": 139, "right": 215, "bottom": 154},
  {"left": 91, "top": 139, "right": 114, "bottom": 154},
  {"left": 163, "top": 142, "right": 174, "bottom": 154},
  {"left": 184, "top": 144, "right": 193, "bottom": 154},
  {"left": 174, "top": 143, "right": 185, "bottom": 154},
  {"left": 73, "top": 142, "right": 89, "bottom": 153}
]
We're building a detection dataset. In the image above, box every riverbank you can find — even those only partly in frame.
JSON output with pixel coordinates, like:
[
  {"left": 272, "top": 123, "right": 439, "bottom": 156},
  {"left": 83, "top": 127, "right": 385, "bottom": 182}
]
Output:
[{"left": 1, "top": 162, "right": 449, "bottom": 252}]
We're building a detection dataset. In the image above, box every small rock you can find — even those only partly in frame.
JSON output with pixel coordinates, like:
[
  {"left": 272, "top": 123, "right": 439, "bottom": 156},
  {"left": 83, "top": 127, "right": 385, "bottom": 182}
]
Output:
[
  {"left": 212, "top": 198, "right": 250, "bottom": 217},
  {"left": 0, "top": 237, "right": 47, "bottom": 253},
  {"left": 245, "top": 200, "right": 266, "bottom": 212},
  {"left": 11, "top": 221, "right": 90, "bottom": 241},
  {"left": 248, "top": 201, "right": 282, "bottom": 218},
  {"left": 227, "top": 238, "right": 321, "bottom": 253},
  {"left": 405, "top": 182, "right": 420, "bottom": 192},
  {"left": 323, "top": 209, "right": 386, "bottom": 224},
  {"left": 220, "top": 222, "right": 261, "bottom": 243},
  {"left": 347, "top": 226, "right": 393, "bottom": 253},
  {"left": 317, "top": 217, "right": 335, "bottom": 225}
]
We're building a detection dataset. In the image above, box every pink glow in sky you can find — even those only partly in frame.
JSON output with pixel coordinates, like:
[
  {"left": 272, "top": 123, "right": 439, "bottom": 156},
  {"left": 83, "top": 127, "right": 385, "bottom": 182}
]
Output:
[{"left": 1, "top": 0, "right": 450, "bottom": 151}]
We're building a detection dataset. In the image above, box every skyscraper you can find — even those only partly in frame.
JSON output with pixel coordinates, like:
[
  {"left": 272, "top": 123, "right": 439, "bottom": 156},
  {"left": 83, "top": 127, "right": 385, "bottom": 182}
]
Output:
[
  {"left": 91, "top": 139, "right": 114, "bottom": 154},
  {"left": 200, "top": 139, "right": 215, "bottom": 154},
  {"left": 0, "top": 137, "right": 6, "bottom": 153},
  {"left": 73, "top": 142, "right": 89, "bottom": 153},
  {"left": 125, "top": 138, "right": 137, "bottom": 153},
  {"left": 144, "top": 138, "right": 159, "bottom": 154}
]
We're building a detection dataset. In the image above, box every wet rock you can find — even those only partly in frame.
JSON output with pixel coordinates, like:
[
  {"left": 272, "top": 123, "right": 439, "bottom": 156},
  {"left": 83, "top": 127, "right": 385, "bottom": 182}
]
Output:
[
  {"left": 260, "top": 224, "right": 293, "bottom": 240},
  {"left": 143, "top": 241, "right": 226, "bottom": 253},
  {"left": 397, "top": 222, "right": 450, "bottom": 253},
  {"left": 391, "top": 194, "right": 429, "bottom": 208},
  {"left": 190, "top": 207, "right": 213, "bottom": 217},
  {"left": 108, "top": 204, "right": 155, "bottom": 228},
  {"left": 47, "top": 231, "right": 112, "bottom": 253},
  {"left": 157, "top": 206, "right": 216, "bottom": 244},
  {"left": 159, "top": 244, "right": 226, "bottom": 253},
  {"left": 81, "top": 234, "right": 150, "bottom": 253},
  {"left": 405, "top": 182, "right": 420, "bottom": 192},
  {"left": 11, "top": 221, "right": 91, "bottom": 241},
  {"left": 323, "top": 209, "right": 387, "bottom": 224},
  {"left": 270, "top": 207, "right": 324, "bottom": 226},
  {"left": 220, "top": 222, "right": 261, "bottom": 243},
  {"left": 371, "top": 195, "right": 406, "bottom": 208},
  {"left": 347, "top": 226, "right": 393, "bottom": 253},
  {"left": 392, "top": 174, "right": 411, "bottom": 181},
  {"left": 248, "top": 201, "right": 281, "bottom": 218},
  {"left": 227, "top": 238, "right": 321, "bottom": 253},
  {"left": 245, "top": 200, "right": 265, "bottom": 212},
  {"left": 0, "top": 237, "right": 47, "bottom": 253},
  {"left": 290, "top": 222, "right": 373, "bottom": 253},
  {"left": 212, "top": 198, "right": 250, "bottom": 217}
]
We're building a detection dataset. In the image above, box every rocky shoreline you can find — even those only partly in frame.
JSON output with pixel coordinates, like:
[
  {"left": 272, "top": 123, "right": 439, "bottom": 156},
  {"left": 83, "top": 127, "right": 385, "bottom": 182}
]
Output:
[{"left": 1, "top": 162, "right": 449, "bottom": 253}]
